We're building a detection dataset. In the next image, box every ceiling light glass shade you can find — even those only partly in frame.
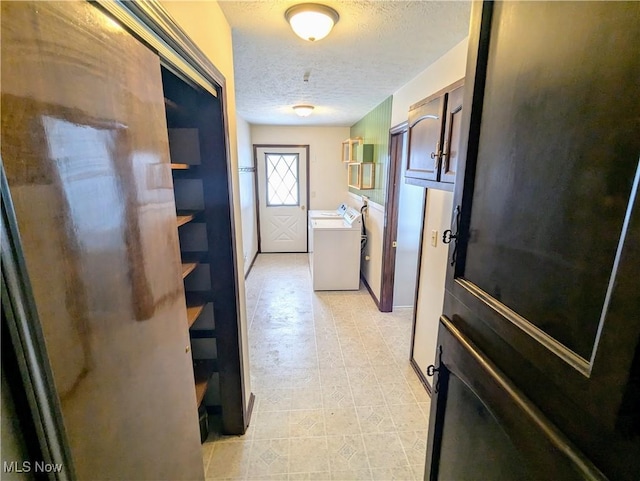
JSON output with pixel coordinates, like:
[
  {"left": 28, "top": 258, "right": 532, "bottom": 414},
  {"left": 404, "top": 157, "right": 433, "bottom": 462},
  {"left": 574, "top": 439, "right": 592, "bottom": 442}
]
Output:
[
  {"left": 285, "top": 4, "right": 339, "bottom": 42},
  {"left": 293, "top": 105, "right": 315, "bottom": 117}
]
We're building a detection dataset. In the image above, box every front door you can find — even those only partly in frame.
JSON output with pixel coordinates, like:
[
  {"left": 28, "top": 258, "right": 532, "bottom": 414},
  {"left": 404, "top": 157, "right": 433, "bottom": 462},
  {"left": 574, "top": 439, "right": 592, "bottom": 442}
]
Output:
[
  {"left": 426, "top": 2, "right": 640, "bottom": 480},
  {"left": 255, "top": 146, "right": 309, "bottom": 253}
]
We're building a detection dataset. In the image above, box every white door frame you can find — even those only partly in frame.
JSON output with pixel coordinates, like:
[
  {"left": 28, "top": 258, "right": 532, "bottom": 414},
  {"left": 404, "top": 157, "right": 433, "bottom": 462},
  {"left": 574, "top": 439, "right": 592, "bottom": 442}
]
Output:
[{"left": 253, "top": 144, "right": 310, "bottom": 253}]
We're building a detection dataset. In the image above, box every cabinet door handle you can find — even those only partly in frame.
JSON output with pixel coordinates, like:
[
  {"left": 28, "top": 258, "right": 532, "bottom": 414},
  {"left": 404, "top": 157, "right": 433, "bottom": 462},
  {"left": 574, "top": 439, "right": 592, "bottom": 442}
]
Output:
[
  {"left": 441, "top": 141, "right": 449, "bottom": 160},
  {"left": 430, "top": 142, "right": 442, "bottom": 168}
]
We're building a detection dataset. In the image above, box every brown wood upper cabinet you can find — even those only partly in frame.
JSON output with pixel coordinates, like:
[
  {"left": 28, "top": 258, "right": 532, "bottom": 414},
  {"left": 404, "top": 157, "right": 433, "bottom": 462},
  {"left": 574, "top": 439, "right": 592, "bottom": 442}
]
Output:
[{"left": 406, "top": 79, "right": 464, "bottom": 189}]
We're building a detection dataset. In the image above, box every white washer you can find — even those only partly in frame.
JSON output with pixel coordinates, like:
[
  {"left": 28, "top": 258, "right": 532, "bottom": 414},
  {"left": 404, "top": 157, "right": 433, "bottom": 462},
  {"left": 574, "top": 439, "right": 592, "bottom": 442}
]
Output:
[
  {"left": 309, "top": 207, "right": 362, "bottom": 291},
  {"left": 307, "top": 203, "right": 348, "bottom": 221}
]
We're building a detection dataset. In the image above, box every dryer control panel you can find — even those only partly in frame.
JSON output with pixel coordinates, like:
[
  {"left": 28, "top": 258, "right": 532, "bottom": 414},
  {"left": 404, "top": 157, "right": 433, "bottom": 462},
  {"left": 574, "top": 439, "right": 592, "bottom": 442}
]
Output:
[{"left": 344, "top": 207, "right": 362, "bottom": 226}]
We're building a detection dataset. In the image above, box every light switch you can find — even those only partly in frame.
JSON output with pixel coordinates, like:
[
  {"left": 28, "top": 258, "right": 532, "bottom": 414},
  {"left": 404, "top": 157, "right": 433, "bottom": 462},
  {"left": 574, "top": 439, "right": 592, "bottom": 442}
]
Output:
[{"left": 431, "top": 230, "right": 438, "bottom": 247}]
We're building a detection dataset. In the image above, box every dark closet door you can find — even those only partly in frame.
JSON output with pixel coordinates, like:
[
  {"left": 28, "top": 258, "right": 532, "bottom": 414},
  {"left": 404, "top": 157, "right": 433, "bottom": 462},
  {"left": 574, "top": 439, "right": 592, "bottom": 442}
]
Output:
[
  {"left": 426, "top": 2, "right": 640, "bottom": 480},
  {"left": 1, "top": 2, "right": 203, "bottom": 479}
]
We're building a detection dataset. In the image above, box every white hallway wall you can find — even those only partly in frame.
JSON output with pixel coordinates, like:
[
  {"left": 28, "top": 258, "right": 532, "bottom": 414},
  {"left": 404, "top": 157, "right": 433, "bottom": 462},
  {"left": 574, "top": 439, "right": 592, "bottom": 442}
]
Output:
[
  {"left": 250, "top": 125, "right": 351, "bottom": 212},
  {"left": 236, "top": 116, "right": 259, "bottom": 275}
]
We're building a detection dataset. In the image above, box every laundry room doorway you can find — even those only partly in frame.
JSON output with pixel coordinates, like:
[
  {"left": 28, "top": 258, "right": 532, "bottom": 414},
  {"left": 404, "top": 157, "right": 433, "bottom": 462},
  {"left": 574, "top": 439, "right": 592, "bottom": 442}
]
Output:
[{"left": 254, "top": 145, "right": 310, "bottom": 252}]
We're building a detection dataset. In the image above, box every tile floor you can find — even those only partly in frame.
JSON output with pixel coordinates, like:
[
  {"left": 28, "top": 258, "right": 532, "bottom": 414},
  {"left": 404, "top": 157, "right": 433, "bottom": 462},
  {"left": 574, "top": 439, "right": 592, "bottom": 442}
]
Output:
[{"left": 202, "top": 254, "right": 431, "bottom": 480}]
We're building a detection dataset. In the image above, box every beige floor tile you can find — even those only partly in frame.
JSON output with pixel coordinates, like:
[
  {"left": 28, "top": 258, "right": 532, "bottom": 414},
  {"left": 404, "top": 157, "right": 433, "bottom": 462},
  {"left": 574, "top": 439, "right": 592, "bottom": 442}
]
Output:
[
  {"left": 374, "top": 365, "right": 406, "bottom": 385},
  {"left": 408, "top": 381, "right": 431, "bottom": 404},
  {"left": 290, "top": 409, "right": 326, "bottom": 437},
  {"left": 341, "top": 351, "right": 372, "bottom": 368},
  {"left": 254, "top": 410, "right": 291, "bottom": 439},
  {"left": 410, "top": 464, "right": 425, "bottom": 480},
  {"left": 202, "top": 442, "right": 215, "bottom": 473},
  {"left": 319, "top": 367, "right": 350, "bottom": 386},
  {"left": 256, "top": 388, "right": 293, "bottom": 412},
  {"left": 335, "top": 326, "right": 361, "bottom": 339},
  {"left": 252, "top": 372, "right": 291, "bottom": 391},
  {"left": 288, "top": 368, "right": 321, "bottom": 390},
  {"left": 249, "top": 439, "right": 290, "bottom": 477},
  {"left": 362, "top": 433, "right": 410, "bottom": 470},
  {"left": 321, "top": 384, "right": 355, "bottom": 408},
  {"left": 370, "top": 466, "right": 415, "bottom": 480},
  {"left": 289, "top": 471, "right": 332, "bottom": 480},
  {"left": 289, "top": 437, "right": 330, "bottom": 474},
  {"left": 379, "top": 381, "right": 418, "bottom": 406},
  {"left": 291, "top": 388, "right": 323, "bottom": 410},
  {"left": 418, "top": 402, "right": 431, "bottom": 420},
  {"left": 397, "top": 431, "right": 428, "bottom": 466},
  {"left": 356, "top": 405, "right": 396, "bottom": 433},
  {"left": 358, "top": 330, "right": 387, "bottom": 347},
  {"left": 387, "top": 404, "right": 428, "bottom": 432},
  {"left": 205, "top": 254, "right": 432, "bottom": 480},
  {"left": 339, "top": 338, "right": 367, "bottom": 355},
  {"left": 345, "top": 366, "right": 377, "bottom": 384},
  {"left": 331, "top": 469, "right": 372, "bottom": 480},
  {"left": 326, "top": 434, "right": 369, "bottom": 472},
  {"left": 366, "top": 347, "right": 397, "bottom": 366},
  {"left": 248, "top": 473, "right": 288, "bottom": 480},
  {"left": 205, "top": 440, "right": 252, "bottom": 480},
  {"left": 317, "top": 349, "right": 345, "bottom": 368},
  {"left": 351, "top": 382, "right": 386, "bottom": 407},
  {"left": 324, "top": 407, "right": 361, "bottom": 435}
]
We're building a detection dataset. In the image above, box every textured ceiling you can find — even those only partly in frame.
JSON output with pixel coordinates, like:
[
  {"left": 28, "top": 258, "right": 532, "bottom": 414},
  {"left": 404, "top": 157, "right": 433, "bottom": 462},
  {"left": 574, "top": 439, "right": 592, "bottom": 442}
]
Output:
[{"left": 219, "top": 1, "right": 471, "bottom": 126}]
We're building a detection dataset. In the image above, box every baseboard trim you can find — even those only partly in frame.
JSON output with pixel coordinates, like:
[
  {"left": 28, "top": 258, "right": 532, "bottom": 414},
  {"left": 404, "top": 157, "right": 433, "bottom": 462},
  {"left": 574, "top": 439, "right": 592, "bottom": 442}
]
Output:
[
  {"left": 244, "top": 251, "right": 259, "bottom": 279},
  {"left": 244, "top": 392, "right": 255, "bottom": 431},
  {"left": 360, "top": 273, "right": 381, "bottom": 310},
  {"left": 410, "top": 357, "right": 432, "bottom": 397}
]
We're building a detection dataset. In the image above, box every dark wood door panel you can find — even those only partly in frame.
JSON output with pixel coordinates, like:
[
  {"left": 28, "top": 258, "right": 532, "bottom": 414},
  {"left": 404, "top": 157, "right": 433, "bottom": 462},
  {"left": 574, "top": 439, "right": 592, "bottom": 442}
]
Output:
[
  {"left": 461, "top": 0, "right": 640, "bottom": 361},
  {"left": 407, "top": 95, "right": 445, "bottom": 181},
  {"left": 426, "top": 317, "right": 607, "bottom": 481},
  {"left": 431, "top": 1, "right": 640, "bottom": 479}
]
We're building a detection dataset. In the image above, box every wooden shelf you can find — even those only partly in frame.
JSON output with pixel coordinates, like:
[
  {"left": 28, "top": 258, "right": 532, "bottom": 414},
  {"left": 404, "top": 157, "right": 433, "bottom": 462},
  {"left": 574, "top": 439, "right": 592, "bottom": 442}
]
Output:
[
  {"left": 181, "top": 261, "right": 198, "bottom": 279},
  {"left": 172, "top": 165, "right": 201, "bottom": 178},
  {"left": 185, "top": 294, "right": 207, "bottom": 328},
  {"left": 176, "top": 210, "right": 201, "bottom": 227},
  {"left": 171, "top": 163, "right": 191, "bottom": 170},
  {"left": 193, "top": 359, "right": 218, "bottom": 406}
]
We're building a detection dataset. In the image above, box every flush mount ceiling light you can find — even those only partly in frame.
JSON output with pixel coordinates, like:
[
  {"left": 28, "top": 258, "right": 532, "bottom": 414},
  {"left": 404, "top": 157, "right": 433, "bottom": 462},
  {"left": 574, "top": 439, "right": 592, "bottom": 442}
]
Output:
[
  {"left": 285, "top": 3, "right": 340, "bottom": 42},
  {"left": 293, "top": 104, "right": 315, "bottom": 117}
]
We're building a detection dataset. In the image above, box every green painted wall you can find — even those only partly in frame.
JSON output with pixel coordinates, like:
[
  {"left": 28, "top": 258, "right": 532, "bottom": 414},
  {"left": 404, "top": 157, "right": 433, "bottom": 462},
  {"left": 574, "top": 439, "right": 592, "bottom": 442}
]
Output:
[{"left": 349, "top": 96, "right": 393, "bottom": 205}]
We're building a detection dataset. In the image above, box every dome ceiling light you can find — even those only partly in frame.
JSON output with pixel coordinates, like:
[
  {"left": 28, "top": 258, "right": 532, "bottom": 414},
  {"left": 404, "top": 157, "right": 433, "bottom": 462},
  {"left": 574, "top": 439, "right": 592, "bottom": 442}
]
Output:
[
  {"left": 285, "top": 3, "right": 340, "bottom": 42},
  {"left": 293, "top": 104, "right": 315, "bottom": 117}
]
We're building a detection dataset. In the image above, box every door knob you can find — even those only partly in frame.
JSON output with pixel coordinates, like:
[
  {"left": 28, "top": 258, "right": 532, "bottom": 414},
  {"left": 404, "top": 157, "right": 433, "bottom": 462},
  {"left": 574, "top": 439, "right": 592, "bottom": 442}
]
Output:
[{"left": 301, "top": 205, "right": 306, "bottom": 210}]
